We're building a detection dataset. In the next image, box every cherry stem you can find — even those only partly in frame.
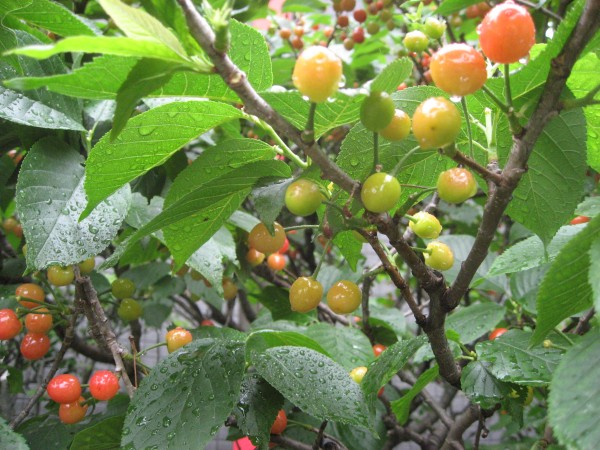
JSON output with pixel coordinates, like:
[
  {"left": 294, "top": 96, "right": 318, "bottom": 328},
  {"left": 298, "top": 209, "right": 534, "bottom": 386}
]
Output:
[
  {"left": 504, "top": 64, "right": 513, "bottom": 109},
  {"left": 460, "top": 97, "right": 474, "bottom": 159},
  {"left": 480, "top": 85, "right": 523, "bottom": 135},
  {"left": 285, "top": 224, "right": 320, "bottom": 232},
  {"left": 372, "top": 132, "right": 379, "bottom": 172},
  {"left": 390, "top": 145, "right": 421, "bottom": 177},
  {"left": 302, "top": 102, "right": 317, "bottom": 144},
  {"left": 136, "top": 341, "right": 167, "bottom": 358},
  {"left": 410, "top": 246, "right": 431, "bottom": 254},
  {"left": 312, "top": 240, "right": 331, "bottom": 279},
  {"left": 405, "top": 214, "right": 418, "bottom": 222}
]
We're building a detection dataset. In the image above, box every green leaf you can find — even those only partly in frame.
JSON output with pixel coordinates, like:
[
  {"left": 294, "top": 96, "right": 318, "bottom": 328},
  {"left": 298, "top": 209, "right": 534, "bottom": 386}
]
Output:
[
  {"left": 446, "top": 302, "right": 505, "bottom": 344},
  {"left": 252, "top": 346, "right": 372, "bottom": 430},
  {"left": 567, "top": 53, "right": 600, "bottom": 172},
  {"left": 370, "top": 58, "right": 413, "bottom": 94},
  {"left": 261, "top": 90, "right": 365, "bottom": 139},
  {"left": 436, "top": 0, "right": 481, "bottom": 16},
  {"left": 461, "top": 360, "right": 511, "bottom": 408},
  {"left": 246, "top": 330, "right": 330, "bottom": 363},
  {"left": 233, "top": 373, "right": 284, "bottom": 449},
  {"left": 251, "top": 179, "right": 292, "bottom": 227},
  {"left": 361, "top": 336, "right": 427, "bottom": 412},
  {"left": 390, "top": 365, "right": 439, "bottom": 425},
  {"left": 70, "top": 416, "right": 124, "bottom": 450},
  {"left": 305, "top": 322, "right": 374, "bottom": 371},
  {"left": 477, "top": 330, "right": 565, "bottom": 386},
  {"left": 15, "top": 137, "right": 130, "bottom": 270},
  {"left": 0, "top": 0, "right": 97, "bottom": 36},
  {"left": 506, "top": 108, "right": 587, "bottom": 246},
  {"left": 282, "top": 0, "right": 327, "bottom": 12},
  {"left": 531, "top": 215, "right": 600, "bottom": 345},
  {"left": 487, "top": 225, "right": 585, "bottom": 276},
  {"left": 0, "top": 416, "right": 29, "bottom": 450},
  {"left": 0, "top": 28, "right": 84, "bottom": 131},
  {"left": 549, "top": 329, "right": 600, "bottom": 450},
  {"left": 121, "top": 338, "right": 246, "bottom": 450},
  {"left": 187, "top": 227, "right": 237, "bottom": 293},
  {"left": 16, "top": 416, "right": 72, "bottom": 450},
  {"left": 111, "top": 58, "right": 180, "bottom": 140},
  {"left": 97, "top": 0, "right": 187, "bottom": 59},
  {"left": 83, "top": 100, "right": 243, "bottom": 218},
  {"left": 7, "top": 36, "right": 186, "bottom": 63},
  {"left": 156, "top": 20, "right": 272, "bottom": 100},
  {"left": 590, "top": 239, "right": 600, "bottom": 311}
]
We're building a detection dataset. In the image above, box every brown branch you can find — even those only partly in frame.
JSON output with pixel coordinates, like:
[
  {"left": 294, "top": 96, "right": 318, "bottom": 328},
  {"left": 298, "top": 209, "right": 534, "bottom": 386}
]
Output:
[
  {"left": 360, "top": 276, "right": 375, "bottom": 344},
  {"left": 513, "top": 0, "right": 563, "bottom": 21},
  {"left": 176, "top": 0, "right": 357, "bottom": 194},
  {"left": 574, "top": 308, "right": 595, "bottom": 335},
  {"left": 451, "top": 151, "right": 503, "bottom": 186},
  {"left": 439, "top": 404, "right": 480, "bottom": 450},
  {"left": 270, "top": 435, "right": 313, "bottom": 450},
  {"left": 74, "top": 266, "right": 136, "bottom": 398},
  {"left": 238, "top": 289, "right": 257, "bottom": 322},
  {"left": 445, "top": 0, "right": 600, "bottom": 309},
  {"left": 313, "top": 420, "right": 328, "bottom": 450},
  {"left": 11, "top": 306, "right": 80, "bottom": 429}
]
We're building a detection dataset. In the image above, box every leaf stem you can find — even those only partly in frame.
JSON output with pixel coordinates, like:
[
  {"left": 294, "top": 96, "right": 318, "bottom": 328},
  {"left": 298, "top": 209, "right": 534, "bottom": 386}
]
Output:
[
  {"left": 312, "top": 240, "right": 331, "bottom": 279},
  {"left": 390, "top": 145, "right": 421, "bottom": 176},
  {"left": 285, "top": 224, "right": 320, "bottom": 232},
  {"left": 302, "top": 102, "right": 318, "bottom": 144}
]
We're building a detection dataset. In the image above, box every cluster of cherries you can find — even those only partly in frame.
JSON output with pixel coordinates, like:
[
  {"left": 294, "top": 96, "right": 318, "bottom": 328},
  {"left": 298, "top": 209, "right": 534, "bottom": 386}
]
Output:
[{"left": 46, "top": 371, "right": 120, "bottom": 424}]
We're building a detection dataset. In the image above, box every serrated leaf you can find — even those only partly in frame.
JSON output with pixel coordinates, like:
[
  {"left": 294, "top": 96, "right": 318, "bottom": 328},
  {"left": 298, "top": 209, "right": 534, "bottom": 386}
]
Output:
[
  {"left": 0, "top": 0, "right": 97, "bottom": 36},
  {"left": 121, "top": 338, "right": 246, "bottom": 450},
  {"left": 16, "top": 137, "right": 130, "bottom": 270},
  {"left": 549, "top": 330, "right": 600, "bottom": 450},
  {"left": 111, "top": 58, "right": 180, "bottom": 139},
  {"left": 390, "top": 365, "right": 439, "bottom": 424},
  {"left": 97, "top": 0, "right": 187, "bottom": 59},
  {"left": 506, "top": 108, "right": 587, "bottom": 246},
  {"left": 305, "top": 322, "right": 374, "bottom": 371},
  {"left": 252, "top": 346, "right": 372, "bottom": 430},
  {"left": 0, "top": 416, "right": 29, "bottom": 450},
  {"left": 531, "top": 215, "right": 600, "bottom": 345},
  {"left": 461, "top": 360, "right": 511, "bottom": 408},
  {"left": 245, "top": 330, "right": 330, "bottom": 365},
  {"left": 590, "top": 239, "right": 600, "bottom": 311},
  {"left": 510, "top": 265, "right": 548, "bottom": 313},
  {"left": 487, "top": 225, "right": 585, "bottom": 276},
  {"left": 446, "top": 302, "right": 505, "bottom": 344},
  {"left": 477, "top": 330, "right": 564, "bottom": 386},
  {"left": 370, "top": 58, "right": 412, "bottom": 93},
  {"left": 16, "top": 416, "right": 72, "bottom": 450},
  {"left": 7, "top": 36, "right": 185, "bottom": 63},
  {"left": 234, "top": 374, "right": 284, "bottom": 450},
  {"left": 70, "top": 415, "right": 124, "bottom": 450},
  {"left": 361, "top": 336, "right": 427, "bottom": 412},
  {"left": 251, "top": 179, "right": 292, "bottom": 227},
  {"left": 261, "top": 90, "right": 365, "bottom": 139},
  {"left": 83, "top": 100, "right": 243, "bottom": 218},
  {"left": 0, "top": 28, "right": 84, "bottom": 131}
]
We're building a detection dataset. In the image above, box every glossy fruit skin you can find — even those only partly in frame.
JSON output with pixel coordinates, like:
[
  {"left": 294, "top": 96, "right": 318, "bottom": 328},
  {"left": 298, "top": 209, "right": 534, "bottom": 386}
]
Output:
[
  {"left": 89, "top": 370, "right": 120, "bottom": 401},
  {"left": 248, "top": 222, "right": 286, "bottom": 255},
  {"left": 47, "top": 374, "right": 82, "bottom": 404},
  {"left": 424, "top": 17, "right": 447, "bottom": 39},
  {"left": 373, "top": 344, "right": 387, "bottom": 357},
  {"left": 285, "top": 179, "right": 323, "bottom": 216},
  {"left": 270, "top": 410, "right": 288, "bottom": 434},
  {"left": 16, "top": 283, "right": 45, "bottom": 309},
  {"left": 47, "top": 265, "right": 75, "bottom": 287},
  {"left": 117, "top": 298, "right": 143, "bottom": 321},
  {"left": 349, "top": 366, "right": 368, "bottom": 383},
  {"left": 403, "top": 30, "right": 429, "bottom": 52},
  {"left": 77, "top": 257, "right": 95, "bottom": 275},
  {"left": 111, "top": 278, "right": 136, "bottom": 299},
  {"left": 0, "top": 309, "right": 22, "bottom": 340},
  {"left": 327, "top": 280, "right": 362, "bottom": 314},
  {"left": 222, "top": 277, "right": 238, "bottom": 301},
  {"left": 412, "top": 97, "right": 461, "bottom": 149},
  {"left": 408, "top": 211, "right": 443, "bottom": 239},
  {"left": 246, "top": 248, "right": 265, "bottom": 267},
  {"left": 59, "top": 397, "right": 88, "bottom": 424},
  {"left": 292, "top": 46, "right": 343, "bottom": 103},
  {"left": 489, "top": 327, "right": 508, "bottom": 340},
  {"left": 166, "top": 327, "right": 193, "bottom": 353},
  {"left": 352, "top": 27, "right": 365, "bottom": 43},
  {"left": 267, "top": 253, "right": 286, "bottom": 271},
  {"left": 430, "top": 44, "right": 487, "bottom": 96},
  {"left": 479, "top": 1, "right": 535, "bottom": 64},
  {"left": 361, "top": 173, "right": 401, "bottom": 213},
  {"left": 424, "top": 241, "right": 454, "bottom": 271},
  {"left": 289, "top": 277, "right": 323, "bottom": 312},
  {"left": 354, "top": 9, "right": 367, "bottom": 22},
  {"left": 200, "top": 319, "right": 215, "bottom": 327},
  {"left": 25, "top": 307, "right": 53, "bottom": 334},
  {"left": 337, "top": 15, "right": 349, "bottom": 27},
  {"left": 20, "top": 332, "right": 51, "bottom": 360},
  {"left": 570, "top": 215, "right": 590, "bottom": 225},
  {"left": 379, "top": 109, "right": 411, "bottom": 141},
  {"left": 360, "top": 91, "right": 395, "bottom": 132},
  {"left": 437, "top": 168, "right": 477, "bottom": 203}
]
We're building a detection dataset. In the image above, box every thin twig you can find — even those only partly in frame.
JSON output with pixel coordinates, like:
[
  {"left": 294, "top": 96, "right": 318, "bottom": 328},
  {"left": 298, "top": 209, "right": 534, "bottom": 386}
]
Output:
[{"left": 313, "top": 420, "right": 328, "bottom": 450}]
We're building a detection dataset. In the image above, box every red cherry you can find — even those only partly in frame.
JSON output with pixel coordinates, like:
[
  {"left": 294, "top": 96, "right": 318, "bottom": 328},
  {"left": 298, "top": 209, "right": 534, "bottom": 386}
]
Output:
[
  {"left": 47, "top": 374, "right": 82, "bottom": 404},
  {"left": 267, "top": 253, "right": 286, "bottom": 271},
  {"left": 20, "top": 333, "right": 50, "bottom": 360},
  {"left": 59, "top": 397, "right": 88, "bottom": 424},
  {"left": 373, "top": 344, "right": 387, "bottom": 357},
  {"left": 89, "top": 370, "right": 120, "bottom": 401},
  {"left": 570, "top": 216, "right": 590, "bottom": 225},
  {"left": 270, "top": 410, "right": 288, "bottom": 434},
  {"left": 0, "top": 309, "right": 22, "bottom": 340},
  {"left": 489, "top": 327, "right": 508, "bottom": 340}
]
